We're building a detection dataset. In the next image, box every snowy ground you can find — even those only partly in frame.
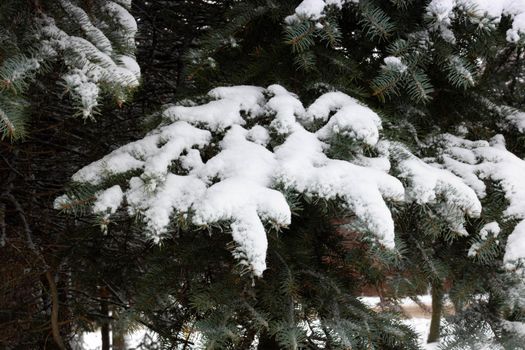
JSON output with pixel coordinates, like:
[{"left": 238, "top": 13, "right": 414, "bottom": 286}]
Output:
[
  {"left": 360, "top": 295, "right": 440, "bottom": 350},
  {"left": 79, "top": 295, "right": 441, "bottom": 349},
  {"left": 77, "top": 329, "right": 156, "bottom": 350},
  {"left": 405, "top": 317, "right": 439, "bottom": 350}
]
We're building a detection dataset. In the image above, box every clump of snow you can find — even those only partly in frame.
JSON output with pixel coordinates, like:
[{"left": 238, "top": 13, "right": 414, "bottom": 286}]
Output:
[
  {"left": 383, "top": 56, "right": 408, "bottom": 73},
  {"left": 506, "top": 109, "right": 525, "bottom": 132},
  {"left": 316, "top": 102, "right": 382, "bottom": 145},
  {"left": 426, "top": 0, "right": 456, "bottom": 43},
  {"left": 266, "top": 84, "right": 305, "bottom": 135},
  {"left": 61, "top": 85, "right": 481, "bottom": 276},
  {"left": 292, "top": 0, "right": 327, "bottom": 21},
  {"left": 480, "top": 222, "right": 501, "bottom": 240},
  {"left": 285, "top": 0, "right": 355, "bottom": 24},
  {"left": 93, "top": 185, "right": 124, "bottom": 216},
  {"left": 426, "top": 0, "right": 525, "bottom": 43},
  {"left": 303, "top": 91, "right": 359, "bottom": 123},
  {"left": 435, "top": 133, "right": 525, "bottom": 266},
  {"left": 504, "top": 221, "right": 525, "bottom": 266},
  {"left": 246, "top": 125, "right": 270, "bottom": 146},
  {"left": 92, "top": 185, "right": 124, "bottom": 233},
  {"left": 208, "top": 85, "right": 265, "bottom": 116},
  {"left": 73, "top": 121, "right": 211, "bottom": 184},
  {"left": 163, "top": 86, "right": 265, "bottom": 131},
  {"left": 53, "top": 194, "right": 71, "bottom": 211},
  {"left": 275, "top": 126, "right": 404, "bottom": 248},
  {"left": 391, "top": 142, "right": 482, "bottom": 235},
  {"left": 501, "top": 319, "right": 525, "bottom": 337}
]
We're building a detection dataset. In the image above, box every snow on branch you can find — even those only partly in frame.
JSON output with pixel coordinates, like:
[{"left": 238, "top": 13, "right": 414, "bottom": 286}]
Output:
[
  {"left": 36, "top": 0, "right": 139, "bottom": 118},
  {"left": 285, "top": 0, "right": 356, "bottom": 23},
  {"left": 426, "top": 0, "right": 525, "bottom": 43},
  {"left": 0, "top": 0, "right": 139, "bottom": 140},
  {"left": 391, "top": 142, "right": 482, "bottom": 236},
  {"left": 57, "top": 85, "right": 481, "bottom": 276},
  {"left": 287, "top": 0, "right": 525, "bottom": 44},
  {"left": 436, "top": 133, "right": 525, "bottom": 267},
  {"left": 0, "top": 0, "right": 140, "bottom": 139}
]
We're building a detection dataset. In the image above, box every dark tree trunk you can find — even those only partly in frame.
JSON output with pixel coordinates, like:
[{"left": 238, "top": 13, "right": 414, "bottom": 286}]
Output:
[
  {"left": 112, "top": 313, "right": 127, "bottom": 350},
  {"left": 427, "top": 281, "right": 443, "bottom": 343},
  {"left": 101, "top": 294, "right": 110, "bottom": 350},
  {"left": 257, "top": 331, "right": 280, "bottom": 350}
]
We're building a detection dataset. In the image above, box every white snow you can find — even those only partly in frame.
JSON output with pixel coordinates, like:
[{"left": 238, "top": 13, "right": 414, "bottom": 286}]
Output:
[
  {"left": 103, "top": 1, "right": 138, "bottom": 34},
  {"left": 126, "top": 174, "right": 207, "bottom": 236},
  {"left": 480, "top": 221, "right": 501, "bottom": 240},
  {"left": 303, "top": 91, "right": 358, "bottom": 123},
  {"left": 208, "top": 85, "right": 265, "bottom": 117},
  {"left": 266, "top": 85, "right": 305, "bottom": 134},
  {"left": 285, "top": 0, "right": 354, "bottom": 23},
  {"left": 502, "top": 319, "right": 525, "bottom": 337},
  {"left": 193, "top": 178, "right": 290, "bottom": 275},
  {"left": 383, "top": 56, "right": 408, "bottom": 73},
  {"left": 275, "top": 126, "right": 404, "bottom": 248},
  {"left": 35, "top": 1, "right": 140, "bottom": 118},
  {"left": 293, "top": 0, "right": 327, "bottom": 20},
  {"left": 93, "top": 185, "right": 124, "bottom": 215},
  {"left": 117, "top": 55, "right": 141, "bottom": 79},
  {"left": 426, "top": 0, "right": 525, "bottom": 43},
  {"left": 436, "top": 133, "right": 525, "bottom": 266},
  {"left": 391, "top": 142, "right": 482, "bottom": 236},
  {"left": 59, "top": 0, "right": 113, "bottom": 54},
  {"left": 246, "top": 125, "right": 270, "bottom": 146},
  {"left": 164, "top": 100, "right": 247, "bottom": 131},
  {"left": 316, "top": 102, "right": 382, "bottom": 145},
  {"left": 506, "top": 109, "right": 525, "bottom": 132},
  {"left": 73, "top": 121, "right": 211, "bottom": 184},
  {"left": 504, "top": 221, "right": 525, "bottom": 265}
]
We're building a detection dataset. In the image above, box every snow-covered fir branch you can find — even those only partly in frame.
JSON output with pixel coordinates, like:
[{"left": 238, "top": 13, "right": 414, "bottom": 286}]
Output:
[
  {"left": 56, "top": 85, "right": 483, "bottom": 276},
  {"left": 0, "top": 0, "right": 140, "bottom": 139}
]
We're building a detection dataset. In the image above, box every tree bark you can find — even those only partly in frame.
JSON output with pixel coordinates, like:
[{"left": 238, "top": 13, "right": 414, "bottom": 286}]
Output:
[
  {"left": 101, "top": 288, "right": 110, "bottom": 350},
  {"left": 45, "top": 270, "right": 66, "bottom": 350},
  {"left": 257, "top": 331, "right": 280, "bottom": 350},
  {"left": 112, "top": 323, "right": 127, "bottom": 350},
  {"left": 427, "top": 281, "right": 443, "bottom": 343}
]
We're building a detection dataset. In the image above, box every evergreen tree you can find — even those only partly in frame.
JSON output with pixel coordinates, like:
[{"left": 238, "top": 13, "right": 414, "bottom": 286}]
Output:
[
  {"left": 0, "top": 1, "right": 140, "bottom": 348},
  {"left": 3, "top": 0, "right": 525, "bottom": 349},
  {"left": 177, "top": 0, "right": 525, "bottom": 346}
]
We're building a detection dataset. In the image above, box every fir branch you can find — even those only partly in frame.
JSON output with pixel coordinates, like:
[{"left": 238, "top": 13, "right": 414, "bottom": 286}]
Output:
[
  {"left": 284, "top": 21, "right": 316, "bottom": 53},
  {"left": 359, "top": 1, "right": 396, "bottom": 41},
  {"left": 405, "top": 69, "right": 434, "bottom": 102}
]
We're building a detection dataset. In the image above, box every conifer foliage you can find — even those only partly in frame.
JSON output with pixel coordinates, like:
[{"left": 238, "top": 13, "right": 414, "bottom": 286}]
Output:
[
  {"left": 0, "top": 0, "right": 139, "bottom": 140},
  {"left": 3, "top": 0, "right": 525, "bottom": 349}
]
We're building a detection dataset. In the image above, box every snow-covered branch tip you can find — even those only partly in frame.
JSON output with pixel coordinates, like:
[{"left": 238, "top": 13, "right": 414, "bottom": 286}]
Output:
[
  {"left": 286, "top": 0, "right": 525, "bottom": 43},
  {"left": 0, "top": 0, "right": 140, "bottom": 139},
  {"left": 426, "top": 0, "right": 525, "bottom": 43},
  {"left": 434, "top": 133, "right": 525, "bottom": 269}
]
